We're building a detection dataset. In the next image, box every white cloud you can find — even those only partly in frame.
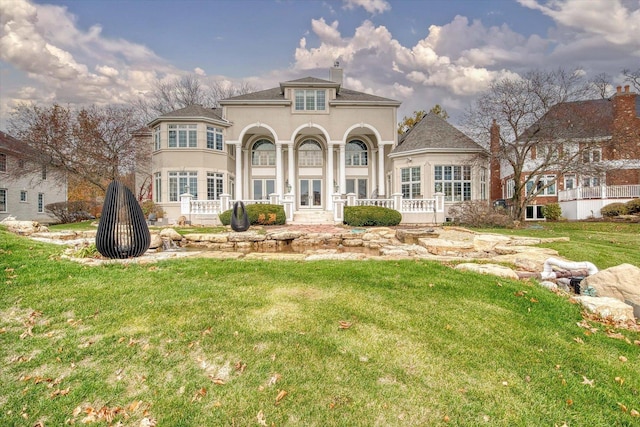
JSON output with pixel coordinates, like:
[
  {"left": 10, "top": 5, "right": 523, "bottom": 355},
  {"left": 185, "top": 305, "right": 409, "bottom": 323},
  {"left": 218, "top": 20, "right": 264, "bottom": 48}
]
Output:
[{"left": 342, "top": 0, "right": 391, "bottom": 15}]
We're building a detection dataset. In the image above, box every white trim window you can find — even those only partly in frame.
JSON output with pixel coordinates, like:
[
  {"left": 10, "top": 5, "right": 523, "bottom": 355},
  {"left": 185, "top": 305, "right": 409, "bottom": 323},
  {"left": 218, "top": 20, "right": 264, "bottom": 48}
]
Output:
[
  {"left": 0, "top": 153, "right": 6, "bottom": 172},
  {"left": 294, "top": 90, "right": 326, "bottom": 111},
  {"left": 526, "top": 174, "right": 556, "bottom": 196},
  {"left": 346, "top": 178, "right": 368, "bottom": 199},
  {"left": 20, "top": 190, "right": 27, "bottom": 202},
  {"left": 154, "top": 172, "right": 162, "bottom": 203},
  {"left": 206, "top": 127, "right": 224, "bottom": 151},
  {"left": 346, "top": 140, "right": 368, "bottom": 166},
  {"left": 434, "top": 165, "right": 471, "bottom": 202},
  {"left": 401, "top": 167, "right": 421, "bottom": 199},
  {"left": 168, "top": 124, "right": 198, "bottom": 148},
  {"left": 207, "top": 172, "right": 224, "bottom": 200},
  {"left": 505, "top": 178, "right": 515, "bottom": 199},
  {"left": 298, "top": 140, "right": 323, "bottom": 166},
  {"left": 564, "top": 174, "right": 576, "bottom": 190},
  {"left": 582, "top": 148, "right": 601, "bottom": 163},
  {"left": 153, "top": 126, "right": 161, "bottom": 151},
  {"left": 252, "top": 140, "right": 276, "bottom": 166},
  {"left": 582, "top": 175, "right": 600, "bottom": 187},
  {"left": 253, "top": 179, "right": 275, "bottom": 200},
  {"left": 526, "top": 205, "right": 545, "bottom": 220},
  {"left": 0, "top": 188, "right": 6, "bottom": 212},
  {"left": 480, "top": 167, "right": 487, "bottom": 200},
  {"left": 168, "top": 171, "right": 197, "bottom": 201},
  {"left": 37, "top": 193, "right": 44, "bottom": 213}
]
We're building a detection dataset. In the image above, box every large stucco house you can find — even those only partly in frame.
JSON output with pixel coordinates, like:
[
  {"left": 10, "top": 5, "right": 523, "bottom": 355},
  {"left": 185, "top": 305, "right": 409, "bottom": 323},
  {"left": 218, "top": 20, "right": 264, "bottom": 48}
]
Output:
[
  {"left": 149, "top": 65, "right": 489, "bottom": 225},
  {"left": 0, "top": 131, "right": 67, "bottom": 223}
]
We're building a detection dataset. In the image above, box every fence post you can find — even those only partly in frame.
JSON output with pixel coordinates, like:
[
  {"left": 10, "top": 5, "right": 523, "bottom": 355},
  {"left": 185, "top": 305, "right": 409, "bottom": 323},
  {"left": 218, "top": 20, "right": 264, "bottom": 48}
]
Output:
[
  {"left": 220, "top": 194, "right": 231, "bottom": 212},
  {"left": 282, "top": 193, "right": 294, "bottom": 222},
  {"left": 346, "top": 193, "right": 357, "bottom": 206},
  {"left": 334, "top": 197, "right": 345, "bottom": 222},
  {"left": 392, "top": 193, "right": 403, "bottom": 211},
  {"left": 269, "top": 193, "right": 279, "bottom": 205},
  {"left": 601, "top": 185, "right": 607, "bottom": 200},
  {"left": 180, "top": 193, "right": 193, "bottom": 215}
]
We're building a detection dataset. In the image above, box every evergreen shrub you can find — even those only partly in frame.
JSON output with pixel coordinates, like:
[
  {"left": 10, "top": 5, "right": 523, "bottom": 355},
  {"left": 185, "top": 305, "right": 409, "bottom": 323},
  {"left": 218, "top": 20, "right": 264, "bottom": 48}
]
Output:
[
  {"left": 625, "top": 198, "right": 640, "bottom": 215},
  {"left": 541, "top": 203, "right": 562, "bottom": 221},
  {"left": 344, "top": 206, "right": 402, "bottom": 226},
  {"left": 601, "top": 202, "right": 628, "bottom": 217},
  {"left": 219, "top": 204, "right": 286, "bottom": 226}
]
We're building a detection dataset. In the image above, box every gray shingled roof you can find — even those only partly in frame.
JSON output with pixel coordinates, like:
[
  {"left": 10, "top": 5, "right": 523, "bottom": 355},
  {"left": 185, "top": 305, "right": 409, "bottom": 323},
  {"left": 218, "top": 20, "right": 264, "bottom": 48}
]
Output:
[
  {"left": 158, "top": 105, "right": 224, "bottom": 121},
  {"left": 525, "top": 99, "right": 614, "bottom": 140},
  {"left": 222, "top": 77, "right": 399, "bottom": 104},
  {"left": 392, "top": 113, "right": 485, "bottom": 154},
  {"left": 0, "top": 130, "right": 34, "bottom": 157}
]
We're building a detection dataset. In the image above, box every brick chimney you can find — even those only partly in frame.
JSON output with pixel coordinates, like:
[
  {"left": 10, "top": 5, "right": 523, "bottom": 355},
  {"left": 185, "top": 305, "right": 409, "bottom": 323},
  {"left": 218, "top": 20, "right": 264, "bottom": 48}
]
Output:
[
  {"left": 489, "top": 119, "right": 503, "bottom": 201},
  {"left": 612, "top": 84, "right": 640, "bottom": 163}
]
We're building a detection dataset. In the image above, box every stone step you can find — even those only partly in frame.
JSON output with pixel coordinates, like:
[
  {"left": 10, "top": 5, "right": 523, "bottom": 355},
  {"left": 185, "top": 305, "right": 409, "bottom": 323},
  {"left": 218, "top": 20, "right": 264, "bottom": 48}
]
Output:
[{"left": 290, "top": 210, "right": 335, "bottom": 225}]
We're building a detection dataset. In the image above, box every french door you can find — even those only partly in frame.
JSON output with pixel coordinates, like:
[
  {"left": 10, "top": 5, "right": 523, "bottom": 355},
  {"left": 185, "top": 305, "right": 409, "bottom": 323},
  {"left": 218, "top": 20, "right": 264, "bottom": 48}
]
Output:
[{"left": 299, "top": 179, "right": 322, "bottom": 208}]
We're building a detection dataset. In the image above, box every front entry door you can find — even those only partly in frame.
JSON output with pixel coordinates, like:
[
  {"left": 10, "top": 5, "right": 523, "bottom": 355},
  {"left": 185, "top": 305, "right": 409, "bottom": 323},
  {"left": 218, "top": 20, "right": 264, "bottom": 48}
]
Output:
[{"left": 299, "top": 179, "right": 322, "bottom": 208}]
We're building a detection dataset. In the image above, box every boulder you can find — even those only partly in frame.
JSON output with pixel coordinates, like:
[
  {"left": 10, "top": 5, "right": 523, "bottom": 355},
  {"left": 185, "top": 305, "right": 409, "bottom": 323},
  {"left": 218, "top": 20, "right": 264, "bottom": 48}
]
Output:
[
  {"left": 473, "top": 234, "right": 512, "bottom": 251},
  {"left": 573, "top": 296, "right": 635, "bottom": 322},
  {"left": 419, "top": 238, "right": 475, "bottom": 256},
  {"left": 149, "top": 234, "right": 164, "bottom": 249},
  {"left": 396, "top": 228, "right": 439, "bottom": 244},
  {"left": 582, "top": 264, "right": 640, "bottom": 318},
  {"left": 454, "top": 263, "right": 519, "bottom": 280},
  {"left": 2, "top": 220, "right": 49, "bottom": 235},
  {"left": 159, "top": 228, "right": 183, "bottom": 241}
]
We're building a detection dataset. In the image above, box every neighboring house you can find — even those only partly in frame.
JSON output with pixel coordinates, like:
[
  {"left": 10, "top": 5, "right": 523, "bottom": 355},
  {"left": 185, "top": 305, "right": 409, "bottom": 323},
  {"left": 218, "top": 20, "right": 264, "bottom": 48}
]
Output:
[
  {"left": 0, "top": 131, "right": 67, "bottom": 223},
  {"left": 389, "top": 113, "right": 489, "bottom": 221},
  {"left": 149, "top": 64, "right": 489, "bottom": 225},
  {"left": 491, "top": 85, "right": 640, "bottom": 220}
]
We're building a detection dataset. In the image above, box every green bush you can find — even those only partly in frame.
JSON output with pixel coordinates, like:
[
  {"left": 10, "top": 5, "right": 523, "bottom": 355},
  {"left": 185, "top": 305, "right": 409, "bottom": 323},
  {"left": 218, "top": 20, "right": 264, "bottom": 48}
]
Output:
[
  {"left": 625, "top": 198, "right": 640, "bottom": 215},
  {"left": 541, "top": 203, "right": 562, "bottom": 221},
  {"left": 344, "top": 205, "right": 402, "bottom": 227},
  {"left": 219, "top": 203, "right": 286, "bottom": 226},
  {"left": 140, "top": 200, "right": 165, "bottom": 219},
  {"left": 601, "top": 202, "right": 628, "bottom": 217}
]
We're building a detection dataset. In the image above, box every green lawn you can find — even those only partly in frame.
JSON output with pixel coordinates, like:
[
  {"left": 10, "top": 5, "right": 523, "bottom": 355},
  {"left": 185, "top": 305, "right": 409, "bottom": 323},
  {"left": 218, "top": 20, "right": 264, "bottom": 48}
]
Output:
[{"left": 1, "top": 224, "right": 639, "bottom": 426}]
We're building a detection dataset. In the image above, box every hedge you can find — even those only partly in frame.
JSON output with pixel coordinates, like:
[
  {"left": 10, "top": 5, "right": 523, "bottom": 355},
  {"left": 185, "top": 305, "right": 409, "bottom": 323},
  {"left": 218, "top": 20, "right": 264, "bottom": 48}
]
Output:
[
  {"left": 344, "top": 205, "right": 402, "bottom": 226},
  {"left": 601, "top": 202, "right": 628, "bottom": 217},
  {"left": 219, "top": 203, "right": 286, "bottom": 226}
]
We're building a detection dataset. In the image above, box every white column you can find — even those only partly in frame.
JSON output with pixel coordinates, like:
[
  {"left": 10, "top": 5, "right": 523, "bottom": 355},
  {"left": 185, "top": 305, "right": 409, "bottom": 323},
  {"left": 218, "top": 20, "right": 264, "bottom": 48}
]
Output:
[
  {"left": 371, "top": 148, "right": 377, "bottom": 197},
  {"left": 288, "top": 141, "right": 295, "bottom": 199},
  {"left": 378, "top": 143, "right": 386, "bottom": 197},
  {"left": 339, "top": 143, "right": 346, "bottom": 193},
  {"left": 234, "top": 142, "right": 242, "bottom": 200},
  {"left": 276, "top": 142, "right": 283, "bottom": 196},
  {"left": 327, "top": 143, "right": 335, "bottom": 209},
  {"left": 243, "top": 147, "right": 249, "bottom": 200}
]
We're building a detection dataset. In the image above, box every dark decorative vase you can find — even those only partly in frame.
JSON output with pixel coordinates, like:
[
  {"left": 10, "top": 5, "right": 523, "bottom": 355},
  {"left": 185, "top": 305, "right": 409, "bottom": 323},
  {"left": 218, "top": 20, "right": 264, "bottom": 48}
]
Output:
[
  {"left": 230, "top": 201, "right": 250, "bottom": 232},
  {"left": 96, "top": 181, "right": 151, "bottom": 259}
]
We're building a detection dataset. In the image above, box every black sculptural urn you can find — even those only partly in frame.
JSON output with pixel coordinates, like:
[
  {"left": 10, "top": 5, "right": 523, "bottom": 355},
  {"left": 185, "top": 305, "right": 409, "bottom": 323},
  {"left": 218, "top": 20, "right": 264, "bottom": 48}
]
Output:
[
  {"left": 96, "top": 181, "right": 151, "bottom": 259},
  {"left": 230, "top": 201, "right": 250, "bottom": 232}
]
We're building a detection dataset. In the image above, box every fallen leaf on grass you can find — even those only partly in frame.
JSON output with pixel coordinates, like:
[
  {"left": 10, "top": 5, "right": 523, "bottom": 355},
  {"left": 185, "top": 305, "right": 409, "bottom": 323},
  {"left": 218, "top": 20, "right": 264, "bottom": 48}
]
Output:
[
  {"left": 618, "top": 402, "right": 628, "bottom": 412},
  {"left": 191, "top": 388, "right": 207, "bottom": 402},
  {"left": 339, "top": 320, "right": 352, "bottom": 329},
  {"left": 581, "top": 376, "right": 595, "bottom": 387},
  {"left": 514, "top": 290, "right": 528, "bottom": 297},
  {"left": 619, "top": 355, "right": 628, "bottom": 362},
  {"left": 566, "top": 399, "right": 573, "bottom": 406},
  {"left": 573, "top": 337, "right": 584, "bottom": 344},
  {"left": 615, "top": 376, "right": 625, "bottom": 385},
  {"left": 631, "top": 409, "right": 639, "bottom": 417},
  {"left": 235, "top": 361, "right": 247, "bottom": 372},
  {"left": 50, "top": 387, "right": 70, "bottom": 398},
  {"left": 20, "top": 327, "right": 33, "bottom": 339},
  {"left": 275, "top": 390, "right": 288, "bottom": 405},
  {"left": 257, "top": 410, "right": 267, "bottom": 426},
  {"left": 209, "top": 376, "right": 226, "bottom": 385},
  {"left": 267, "top": 373, "right": 281, "bottom": 387}
]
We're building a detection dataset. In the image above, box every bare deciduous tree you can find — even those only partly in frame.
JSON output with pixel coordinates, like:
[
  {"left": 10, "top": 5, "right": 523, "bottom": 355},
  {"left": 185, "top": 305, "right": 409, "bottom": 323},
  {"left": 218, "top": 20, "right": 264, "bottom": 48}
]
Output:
[
  {"left": 8, "top": 103, "right": 148, "bottom": 194},
  {"left": 622, "top": 68, "right": 640, "bottom": 92},
  {"left": 464, "top": 68, "right": 606, "bottom": 222},
  {"left": 134, "top": 74, "right": 258, "bottom": 122},
  {"left": 590, "top": 72, "right": 613, "bottom": 99}
]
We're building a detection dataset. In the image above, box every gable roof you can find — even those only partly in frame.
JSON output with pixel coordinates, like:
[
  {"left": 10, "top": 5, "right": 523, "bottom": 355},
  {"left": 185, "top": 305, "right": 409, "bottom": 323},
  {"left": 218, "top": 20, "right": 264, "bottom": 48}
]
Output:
[
  {"left": 220, "top": 76, "right": 399, "bottom": 105},
  {"left": 525, "top": 99, "right": 614, "bottom": 140},
  {"left": 391, "top": 113, "right": 485, "bottom": 155},
  {"left": 0, "top": 130, "right": 34, "bottom": 157}
]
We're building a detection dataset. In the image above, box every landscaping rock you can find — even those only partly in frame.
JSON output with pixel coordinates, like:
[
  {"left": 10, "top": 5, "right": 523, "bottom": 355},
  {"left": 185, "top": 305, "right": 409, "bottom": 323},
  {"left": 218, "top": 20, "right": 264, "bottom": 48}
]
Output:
[
  {"left": 419, "top": 238, "right": 475, "bottom": 256},
  {"left": 582, "top": 264, "right": 640, "bottom": 318},
  {"left": 454, "top": 263, "right": 519, "bottom": 280},
  {"left": 573, "top": 296, "right": 635, "bottom": 322},
  {"left": 1, "top": 220, "right": 49, "bottom": 235},
  {"left": 149, "top": 234, "right": 164, "bottom": 249},
  {"left": 396, "top": 228, "right": 439, "bottom": 244},
  {"left": 159, "top": 228, "right": 183, "bottom": 241},
  {"left": 473, "top": 234, "right": 512, "bottom": 251},
  {"left": 183, "top": 233, "right": 229, "bottom": 243}
]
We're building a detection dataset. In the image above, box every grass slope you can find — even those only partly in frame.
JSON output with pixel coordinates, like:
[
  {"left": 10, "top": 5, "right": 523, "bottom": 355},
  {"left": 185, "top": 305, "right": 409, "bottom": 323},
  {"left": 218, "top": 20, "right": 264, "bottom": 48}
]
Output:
[{"left": 1, "top": 227, "right": 639, "bottom": 426}]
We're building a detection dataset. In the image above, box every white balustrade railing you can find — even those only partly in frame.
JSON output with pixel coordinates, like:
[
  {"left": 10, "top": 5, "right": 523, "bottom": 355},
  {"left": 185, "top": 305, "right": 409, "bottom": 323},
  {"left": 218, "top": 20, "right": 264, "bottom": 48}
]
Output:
[
  {"left": 559, "top": 185, "right": 640, "bottom": 201},
  {"left": 401, "top": 198, "right": 436, "bottom": 213},
  {"left": 354, "top": 199, "right": 394, "bottom": 209}
]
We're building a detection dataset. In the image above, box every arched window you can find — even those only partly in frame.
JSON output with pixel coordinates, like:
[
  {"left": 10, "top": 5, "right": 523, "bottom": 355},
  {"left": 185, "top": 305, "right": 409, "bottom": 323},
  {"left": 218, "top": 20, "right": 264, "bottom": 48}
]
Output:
[
  {"left": 299, "top": 140, "right": 323, "bottom": 166},
  {"left": 251, "top": 139, "right": 275, "bottom": 166},
  {"left": 346, "top": 140, "right": 368, "bottom": 166}
]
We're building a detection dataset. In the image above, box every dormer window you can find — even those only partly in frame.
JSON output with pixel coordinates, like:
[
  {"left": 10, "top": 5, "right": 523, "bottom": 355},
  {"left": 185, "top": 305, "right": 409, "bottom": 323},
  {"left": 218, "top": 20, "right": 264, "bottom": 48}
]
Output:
[{"left": 294, "top": 90, "right": 326, "bottom": 111}]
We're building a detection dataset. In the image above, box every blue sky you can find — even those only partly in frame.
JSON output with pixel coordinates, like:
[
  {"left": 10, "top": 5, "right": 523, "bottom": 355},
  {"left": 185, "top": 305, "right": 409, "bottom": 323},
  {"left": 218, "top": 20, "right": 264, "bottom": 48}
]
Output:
[{"left": 1, "top": 0, "right": 639, "bottom": 130}]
